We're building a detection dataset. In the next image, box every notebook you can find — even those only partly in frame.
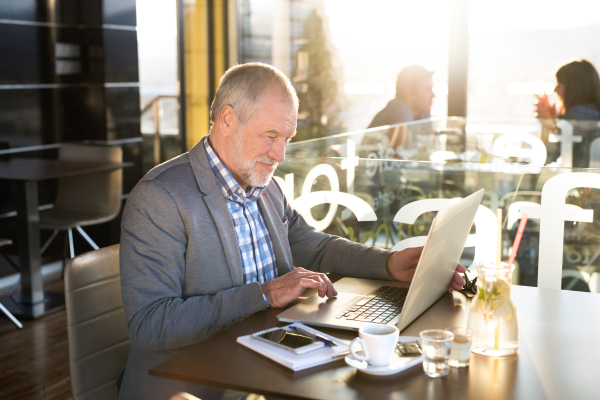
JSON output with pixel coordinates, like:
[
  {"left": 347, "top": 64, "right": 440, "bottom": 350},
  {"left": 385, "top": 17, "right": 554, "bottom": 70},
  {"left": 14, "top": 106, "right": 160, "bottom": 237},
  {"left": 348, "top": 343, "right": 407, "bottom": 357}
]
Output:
[{"left": 237, "top": 323, "right": 349, "bottom": 371}]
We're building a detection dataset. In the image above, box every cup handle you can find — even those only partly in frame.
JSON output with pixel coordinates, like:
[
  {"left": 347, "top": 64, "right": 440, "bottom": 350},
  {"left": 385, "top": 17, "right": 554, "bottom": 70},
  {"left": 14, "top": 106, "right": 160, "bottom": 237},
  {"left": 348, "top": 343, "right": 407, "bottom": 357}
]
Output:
[{"left": 350, "top": 338, "right": 369, "bottom": 361}]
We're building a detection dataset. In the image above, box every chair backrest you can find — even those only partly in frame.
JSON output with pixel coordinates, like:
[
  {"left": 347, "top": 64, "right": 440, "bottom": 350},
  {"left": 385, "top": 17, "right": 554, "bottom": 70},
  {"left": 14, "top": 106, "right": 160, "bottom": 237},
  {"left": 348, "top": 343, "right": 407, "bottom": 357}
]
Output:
[
  {"left": 170, "top": 393, "right": 202, "bottom": 400},
  {"left": 65, "top": 244, "right": 129, "bottom": 400},
  {"left": 54, "top": 145, "right": 123, "bottom": 218}
]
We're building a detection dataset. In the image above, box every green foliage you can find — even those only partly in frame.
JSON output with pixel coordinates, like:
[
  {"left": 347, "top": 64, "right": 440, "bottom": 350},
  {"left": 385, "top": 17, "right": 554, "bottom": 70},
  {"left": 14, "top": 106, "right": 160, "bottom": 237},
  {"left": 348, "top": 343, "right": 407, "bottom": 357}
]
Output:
[{"left": 293, "top": 8, "right": 347, "bottom": 143}]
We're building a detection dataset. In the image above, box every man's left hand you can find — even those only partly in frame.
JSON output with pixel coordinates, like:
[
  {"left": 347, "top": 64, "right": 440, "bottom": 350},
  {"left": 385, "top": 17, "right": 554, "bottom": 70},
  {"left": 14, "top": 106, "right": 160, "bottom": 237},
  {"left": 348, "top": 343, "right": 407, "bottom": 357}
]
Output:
[{"left": 386, "top": 246, "right": 466, "bottom": 292}]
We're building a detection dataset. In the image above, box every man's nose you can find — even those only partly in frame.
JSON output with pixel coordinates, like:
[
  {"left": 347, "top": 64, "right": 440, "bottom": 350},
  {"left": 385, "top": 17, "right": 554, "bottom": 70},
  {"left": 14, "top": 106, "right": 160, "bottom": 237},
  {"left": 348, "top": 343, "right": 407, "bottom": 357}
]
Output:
[{"left": 269, "top": 140, "right": 286, "bottom": 163}]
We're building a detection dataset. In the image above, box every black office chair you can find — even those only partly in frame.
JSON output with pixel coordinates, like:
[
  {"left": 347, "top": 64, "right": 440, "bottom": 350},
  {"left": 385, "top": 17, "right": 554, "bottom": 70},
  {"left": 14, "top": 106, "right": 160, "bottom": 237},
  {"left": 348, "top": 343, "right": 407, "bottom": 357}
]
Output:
[
  {"left": 40, "top": 145, "right": 123, "bottom": 259},
  {"left": 0, "top": 238, "right": 22, "bottom": 329}
]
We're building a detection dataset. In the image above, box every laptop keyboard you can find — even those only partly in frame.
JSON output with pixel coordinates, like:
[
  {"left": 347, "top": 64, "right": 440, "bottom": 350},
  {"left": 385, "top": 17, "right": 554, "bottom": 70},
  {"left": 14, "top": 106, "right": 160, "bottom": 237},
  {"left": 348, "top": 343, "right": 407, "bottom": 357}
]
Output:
[{"left": 335, "top": 286, "right": 409, "bottom": 324}]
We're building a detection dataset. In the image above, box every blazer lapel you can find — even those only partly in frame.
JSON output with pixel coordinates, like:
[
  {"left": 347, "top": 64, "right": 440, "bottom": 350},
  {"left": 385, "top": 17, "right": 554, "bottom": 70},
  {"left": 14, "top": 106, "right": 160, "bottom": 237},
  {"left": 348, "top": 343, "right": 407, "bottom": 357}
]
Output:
[
  {"left": 203, "top": 191, "right": 244, "bottom": 287},
  {"left": 189, "top": 138, "right": 244, "bottom": 287},
  {"left": 258, "top": 194, "right": 293, "bottom": 277}
]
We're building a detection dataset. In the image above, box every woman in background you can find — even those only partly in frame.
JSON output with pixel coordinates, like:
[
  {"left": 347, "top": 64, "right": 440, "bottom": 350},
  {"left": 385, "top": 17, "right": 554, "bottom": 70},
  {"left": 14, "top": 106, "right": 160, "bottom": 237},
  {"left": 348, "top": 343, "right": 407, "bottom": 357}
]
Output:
[
  {"left": 536, "top": 59, "right": 600, "bottom": 121},
  {"left": 536, "top": 59, "right": 600, "bottom": 168},
  {"left": 530, "top": 60, "right": 600, "bottom": 291}
]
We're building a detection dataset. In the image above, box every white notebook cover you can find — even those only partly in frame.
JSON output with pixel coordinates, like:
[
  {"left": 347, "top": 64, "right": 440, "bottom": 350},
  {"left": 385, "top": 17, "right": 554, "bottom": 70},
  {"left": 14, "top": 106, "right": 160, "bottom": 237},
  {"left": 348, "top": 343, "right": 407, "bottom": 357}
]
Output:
[{"left": 236, "top": 323, "right": 350, "bottom": 371}]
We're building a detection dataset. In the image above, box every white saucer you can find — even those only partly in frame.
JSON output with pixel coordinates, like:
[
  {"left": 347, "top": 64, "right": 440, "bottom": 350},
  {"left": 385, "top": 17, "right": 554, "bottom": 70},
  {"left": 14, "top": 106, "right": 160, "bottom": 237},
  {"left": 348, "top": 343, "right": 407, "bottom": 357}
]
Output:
[{"left": 345, "top": 336, "right": 423, "bottom": 376}]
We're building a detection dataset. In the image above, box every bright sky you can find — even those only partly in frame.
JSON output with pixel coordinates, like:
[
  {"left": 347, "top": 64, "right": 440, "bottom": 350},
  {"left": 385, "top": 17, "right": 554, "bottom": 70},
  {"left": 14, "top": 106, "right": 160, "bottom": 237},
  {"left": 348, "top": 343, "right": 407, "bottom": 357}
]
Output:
[
  {"left": 136, "top": 0, "right": 177, "bottom": 40},
  {"left": 136, "top": 0, "right": 178, "bottom": 93},
  {"left": 324, "top": 0, "right": 600, "bottom": 81},
  {"left": 324, "top": 0, "right": 451, "bottom": 81},
  {"left": 469, "top": 0, "right": 600, "bottom": 34}
]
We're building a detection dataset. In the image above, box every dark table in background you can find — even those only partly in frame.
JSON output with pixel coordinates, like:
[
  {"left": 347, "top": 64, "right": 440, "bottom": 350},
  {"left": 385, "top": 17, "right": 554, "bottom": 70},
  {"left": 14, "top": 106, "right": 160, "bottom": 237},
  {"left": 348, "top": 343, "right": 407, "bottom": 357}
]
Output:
[
  {"left": 149, "top": 274, "right": 600, "bottom": 400},
  {"left": 0, "top": 158, "right": 132, "bottom": 318}
]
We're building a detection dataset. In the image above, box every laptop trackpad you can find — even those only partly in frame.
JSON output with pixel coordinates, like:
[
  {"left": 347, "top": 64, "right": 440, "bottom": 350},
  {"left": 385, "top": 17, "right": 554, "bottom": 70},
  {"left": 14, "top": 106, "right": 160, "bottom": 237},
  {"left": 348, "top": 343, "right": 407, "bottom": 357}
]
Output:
[{"left": 277, "top": 293, "right": 359, "bottom": 322}]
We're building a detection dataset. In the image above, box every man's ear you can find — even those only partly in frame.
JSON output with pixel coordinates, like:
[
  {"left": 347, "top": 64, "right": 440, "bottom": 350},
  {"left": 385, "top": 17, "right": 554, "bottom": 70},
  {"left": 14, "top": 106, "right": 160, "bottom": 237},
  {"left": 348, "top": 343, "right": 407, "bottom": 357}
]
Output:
[{"left": 219, "top": 105, "right": 237, "bottom": 137}]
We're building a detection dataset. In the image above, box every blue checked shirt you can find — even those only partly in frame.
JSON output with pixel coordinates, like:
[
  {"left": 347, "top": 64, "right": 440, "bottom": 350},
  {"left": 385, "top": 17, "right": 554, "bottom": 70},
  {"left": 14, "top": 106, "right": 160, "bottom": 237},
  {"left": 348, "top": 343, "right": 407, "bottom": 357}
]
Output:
[{"left": 203, "top": 137, "right": 278, "bottom": 306}]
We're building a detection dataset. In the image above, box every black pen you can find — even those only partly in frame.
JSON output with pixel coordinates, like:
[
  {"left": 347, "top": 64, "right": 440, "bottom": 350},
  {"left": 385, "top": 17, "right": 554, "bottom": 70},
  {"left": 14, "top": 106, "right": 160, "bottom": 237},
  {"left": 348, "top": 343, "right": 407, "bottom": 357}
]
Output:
[{"left": 289, "top": 325, "right": 338, "bottom": 347}]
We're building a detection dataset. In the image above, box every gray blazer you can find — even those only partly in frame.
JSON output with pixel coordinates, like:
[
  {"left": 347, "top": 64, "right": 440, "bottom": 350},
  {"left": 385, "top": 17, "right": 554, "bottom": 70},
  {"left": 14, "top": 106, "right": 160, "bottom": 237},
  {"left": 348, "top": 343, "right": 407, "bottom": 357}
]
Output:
[{"left": 118, "top": 139, "right": 394, "bottom": 399}]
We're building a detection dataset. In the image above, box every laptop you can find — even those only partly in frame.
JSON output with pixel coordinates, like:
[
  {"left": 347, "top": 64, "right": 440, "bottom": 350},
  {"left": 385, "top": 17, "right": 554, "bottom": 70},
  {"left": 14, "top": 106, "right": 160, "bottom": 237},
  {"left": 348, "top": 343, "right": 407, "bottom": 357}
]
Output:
[{"left": 277, "top": 189, "right": 484, "bottom": 332}]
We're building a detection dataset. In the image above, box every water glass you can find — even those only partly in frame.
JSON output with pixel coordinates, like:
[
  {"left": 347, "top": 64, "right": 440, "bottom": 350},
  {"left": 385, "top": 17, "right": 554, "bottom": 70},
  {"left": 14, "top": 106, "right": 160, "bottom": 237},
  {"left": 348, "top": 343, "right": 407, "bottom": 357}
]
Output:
[
  {"left": 420, "top": 329, "right": 454, "bottom": 377},
  {"left": 445, "top": 327, "right": 474, "bottom": 367}
]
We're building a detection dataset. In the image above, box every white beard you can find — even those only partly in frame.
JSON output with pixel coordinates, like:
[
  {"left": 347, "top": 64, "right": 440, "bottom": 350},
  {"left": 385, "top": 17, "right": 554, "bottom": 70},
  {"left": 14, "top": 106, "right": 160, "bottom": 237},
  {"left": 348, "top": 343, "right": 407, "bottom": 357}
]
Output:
[{"left": 230, "top": 130, "right": 278, "bottom": 188}]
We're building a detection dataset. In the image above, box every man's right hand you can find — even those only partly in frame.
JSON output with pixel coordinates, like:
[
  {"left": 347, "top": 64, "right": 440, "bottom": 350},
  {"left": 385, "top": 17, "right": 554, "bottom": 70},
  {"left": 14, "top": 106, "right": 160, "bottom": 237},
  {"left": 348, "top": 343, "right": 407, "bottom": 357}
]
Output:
[{"left": 260, "top": 268, "right": 338, "bottom": 308}]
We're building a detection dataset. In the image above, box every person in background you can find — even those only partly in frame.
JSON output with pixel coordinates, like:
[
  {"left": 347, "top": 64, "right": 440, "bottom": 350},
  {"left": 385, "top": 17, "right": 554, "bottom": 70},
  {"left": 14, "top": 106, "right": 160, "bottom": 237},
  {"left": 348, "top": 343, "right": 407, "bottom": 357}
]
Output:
[
  {"left": 535, "top": 59, "right": 600, "bottom": 121},
  {"left": 535, "top": 59, "right": 600, "bottom": 167},
  {"left": 368, "top": 65, "right": 435, "bottom": 128},
  {"left": 531, "top": 60, "right": 600, "bottom": 291}
]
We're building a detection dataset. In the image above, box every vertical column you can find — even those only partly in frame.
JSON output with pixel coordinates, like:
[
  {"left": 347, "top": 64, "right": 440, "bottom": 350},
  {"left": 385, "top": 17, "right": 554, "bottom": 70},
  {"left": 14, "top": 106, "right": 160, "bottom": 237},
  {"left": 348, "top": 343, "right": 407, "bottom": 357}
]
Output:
[
  {"left": 16, "top": 181, "right": 43, "bottom": 305},
  {"left": 447, "top": 0, "right": 469, "bottom": 117},
  {"left": 212, "top": 0, "right": 228, "bottom": 93},
  {"left": 181, "top": 0, "right": 211, "bottom": 150},
  {"left": 227, "top": 0, "right": 238, "bottom": 67}
]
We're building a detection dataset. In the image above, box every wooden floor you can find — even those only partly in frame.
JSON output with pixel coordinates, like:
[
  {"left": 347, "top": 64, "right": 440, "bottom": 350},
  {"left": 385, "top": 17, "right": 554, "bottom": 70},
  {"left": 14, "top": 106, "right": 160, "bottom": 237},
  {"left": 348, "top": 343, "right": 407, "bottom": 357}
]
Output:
[{"left": 0, "top": 276, "right": 72, "bottom": 400}]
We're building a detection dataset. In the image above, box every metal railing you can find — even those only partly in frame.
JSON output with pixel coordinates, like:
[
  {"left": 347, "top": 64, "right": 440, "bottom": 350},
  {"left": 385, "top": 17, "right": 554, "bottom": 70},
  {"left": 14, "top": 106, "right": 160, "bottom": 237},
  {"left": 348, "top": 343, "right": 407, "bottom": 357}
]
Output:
[{"left": 141, "top": 95, "right": 180, "bottom": 166}]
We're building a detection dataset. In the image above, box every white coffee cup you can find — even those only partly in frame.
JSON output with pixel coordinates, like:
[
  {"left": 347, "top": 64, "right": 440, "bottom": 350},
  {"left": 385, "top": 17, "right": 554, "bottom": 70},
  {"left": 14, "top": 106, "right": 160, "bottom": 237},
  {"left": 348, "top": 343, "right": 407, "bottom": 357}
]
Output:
[{"left": 350, "top": 324, "right": 399, "bottom": 367}]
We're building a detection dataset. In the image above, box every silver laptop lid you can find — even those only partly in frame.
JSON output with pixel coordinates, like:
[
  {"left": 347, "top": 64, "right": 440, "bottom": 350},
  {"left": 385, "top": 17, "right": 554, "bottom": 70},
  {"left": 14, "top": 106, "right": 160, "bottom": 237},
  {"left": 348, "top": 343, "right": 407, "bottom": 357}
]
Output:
[{"left": 396, "top": 189, "right": 484, "bottom": 332}]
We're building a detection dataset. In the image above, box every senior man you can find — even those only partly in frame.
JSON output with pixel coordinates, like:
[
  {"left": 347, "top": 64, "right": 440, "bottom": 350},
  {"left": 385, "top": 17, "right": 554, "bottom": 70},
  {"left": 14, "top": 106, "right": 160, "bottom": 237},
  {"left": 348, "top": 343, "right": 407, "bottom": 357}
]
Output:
[{"left": 118, "top": 63, "right": 466, "bottom": 399}]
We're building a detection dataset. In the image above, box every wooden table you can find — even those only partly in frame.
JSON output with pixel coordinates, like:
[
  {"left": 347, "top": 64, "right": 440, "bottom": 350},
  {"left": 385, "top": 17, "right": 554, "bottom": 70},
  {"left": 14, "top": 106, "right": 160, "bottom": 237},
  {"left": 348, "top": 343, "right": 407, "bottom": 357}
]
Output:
[
  {"left": 149, "top": 277, "right": 600, "bottom": 400},
  {"left": 0, "top": 158, "right": 132, "bottom": 318}
]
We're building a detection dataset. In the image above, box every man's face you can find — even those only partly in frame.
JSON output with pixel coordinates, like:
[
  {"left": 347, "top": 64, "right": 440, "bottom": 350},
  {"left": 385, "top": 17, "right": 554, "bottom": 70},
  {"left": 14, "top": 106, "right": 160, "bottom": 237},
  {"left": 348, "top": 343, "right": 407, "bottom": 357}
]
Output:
[
  {"left": 230, "top": 90, "right": 297, "bottom": 188},
  {"left": 409, "top": 77, "right": 435, "bottom": 115}
]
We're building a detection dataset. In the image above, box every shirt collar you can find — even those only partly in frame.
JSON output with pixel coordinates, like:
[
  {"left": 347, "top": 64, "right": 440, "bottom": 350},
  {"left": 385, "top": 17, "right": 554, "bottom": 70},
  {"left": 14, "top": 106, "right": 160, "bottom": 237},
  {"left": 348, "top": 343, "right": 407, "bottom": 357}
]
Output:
[{"left": 203, "top": 136, "right": 264, "bottom": 204}]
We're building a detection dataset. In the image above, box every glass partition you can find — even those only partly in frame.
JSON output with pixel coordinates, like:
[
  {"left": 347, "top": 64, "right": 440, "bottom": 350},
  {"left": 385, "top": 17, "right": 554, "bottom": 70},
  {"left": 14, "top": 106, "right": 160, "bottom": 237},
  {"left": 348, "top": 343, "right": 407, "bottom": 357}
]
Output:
[
  {"left": 288, "top": 117, "right": 600, "bottom": 170},
  {"left": 281, "top": 127, "right": 600, "bottom": 293}
]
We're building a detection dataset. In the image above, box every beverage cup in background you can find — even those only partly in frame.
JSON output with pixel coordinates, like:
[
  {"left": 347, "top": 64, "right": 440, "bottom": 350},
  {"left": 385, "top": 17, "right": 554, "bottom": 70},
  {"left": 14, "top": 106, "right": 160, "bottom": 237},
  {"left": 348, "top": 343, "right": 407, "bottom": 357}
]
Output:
[
  {"left": 350, "top": 324, "right": 399, "bottom": 367},
  {"left": 420, "top": 329, "right": 454, "bottom": 377},
  {"left": 445, "top": 327, "right": 474, "bottom": 368}
]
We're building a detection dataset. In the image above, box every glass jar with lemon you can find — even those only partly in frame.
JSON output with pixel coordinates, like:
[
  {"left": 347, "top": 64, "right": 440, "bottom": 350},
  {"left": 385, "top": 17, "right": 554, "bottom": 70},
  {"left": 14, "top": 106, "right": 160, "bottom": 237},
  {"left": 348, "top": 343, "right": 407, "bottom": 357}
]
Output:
[{"left": 467, "top": 261, "right": 519, "bottom": 357}]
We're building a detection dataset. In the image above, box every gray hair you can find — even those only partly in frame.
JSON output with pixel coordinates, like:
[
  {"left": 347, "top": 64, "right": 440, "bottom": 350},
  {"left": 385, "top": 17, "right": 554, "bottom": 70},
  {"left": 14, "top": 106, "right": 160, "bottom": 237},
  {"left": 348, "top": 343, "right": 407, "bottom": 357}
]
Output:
[{"left": 209, "top": 63, "right": 299, "bottom": 130}]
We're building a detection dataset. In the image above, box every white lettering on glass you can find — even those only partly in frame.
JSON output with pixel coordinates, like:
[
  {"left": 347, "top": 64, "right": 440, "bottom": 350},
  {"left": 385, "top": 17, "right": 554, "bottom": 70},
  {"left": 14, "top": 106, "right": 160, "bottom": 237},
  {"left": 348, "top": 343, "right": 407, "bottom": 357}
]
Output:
[
  {"left": 391, "top": 198, "right": 497, "bottom": 265},
  {"left": 521, "top": 173, "right": 599, "bottom": 289}
]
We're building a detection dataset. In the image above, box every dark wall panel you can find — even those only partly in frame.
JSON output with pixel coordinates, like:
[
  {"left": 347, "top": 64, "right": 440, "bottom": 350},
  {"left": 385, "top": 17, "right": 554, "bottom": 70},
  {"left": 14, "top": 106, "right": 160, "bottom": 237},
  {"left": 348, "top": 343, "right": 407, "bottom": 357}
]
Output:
[
  {"left": 0, "top": 0, "right": 105, "bottom": 25},
  {"left": 103, "top": 0, "right": 137, "bottom": 27},
  {"left": 0, "top": 25, "right": 109, "bottom": 85},
  {"left": 55, "top": 86, "right": 107, "bottom": 142},
  {"left": 0, "top": 24, "right": 40, "bottom": 85},
  {"left": 106, "top": 87, "right": 141, "bottom": 140},
  {"left": 0, "top": 1, "right": 37, "bottom": 21},
  {"left": 104, "top": 29, "right": 138, "bottom": 82},
  {"left": 0, "top": 89, "right": 42, "bottom": 148}
]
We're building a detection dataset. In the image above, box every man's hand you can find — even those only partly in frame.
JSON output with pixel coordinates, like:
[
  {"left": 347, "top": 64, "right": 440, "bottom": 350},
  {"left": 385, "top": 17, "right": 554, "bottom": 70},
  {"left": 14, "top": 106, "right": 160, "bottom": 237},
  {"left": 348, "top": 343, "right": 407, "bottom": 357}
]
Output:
[
  {"left": 385, "top": 246, "right": 423, "bottom": 282},
  {"left": 260, "top": 268, "right": 338, "bottom": 308},
  {"left": 448, "top": 264, "right": 467, "bottom": 293},
  {"left": 386, "top": 246, "right": 466, "bottom": 292}
]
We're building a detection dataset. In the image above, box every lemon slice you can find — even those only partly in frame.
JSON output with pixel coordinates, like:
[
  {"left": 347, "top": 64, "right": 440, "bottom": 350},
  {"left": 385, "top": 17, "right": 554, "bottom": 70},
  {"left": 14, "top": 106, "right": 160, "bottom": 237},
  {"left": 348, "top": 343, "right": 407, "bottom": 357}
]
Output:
[
  {"left": 492, "top": 298, "right": 514, "bottom": 323},
  {"left": 493, "top": 280, "right": 511, "bottom": 299}
]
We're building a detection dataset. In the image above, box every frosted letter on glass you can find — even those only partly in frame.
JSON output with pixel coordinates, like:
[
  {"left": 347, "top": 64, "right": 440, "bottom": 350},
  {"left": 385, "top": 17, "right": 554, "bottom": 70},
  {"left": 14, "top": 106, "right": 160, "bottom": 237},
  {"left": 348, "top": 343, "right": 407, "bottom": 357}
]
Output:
[
  {"left": 520, "top": 173, "right": 598, "bottom": 289},
  {"left": 272, "top": 173, "right": 294, "bottom": 201},
  {"left": 555, "top": 120, "right": 582, "bottom": 168},
  {"left": 293, "top": 164, "right": 376, "bottom": 231},
  {"left": 391, "top": 198, "right": 497, "bottom": 265},
  {"left": 492, "top": 133, "right": 547, "bottom": 167}
]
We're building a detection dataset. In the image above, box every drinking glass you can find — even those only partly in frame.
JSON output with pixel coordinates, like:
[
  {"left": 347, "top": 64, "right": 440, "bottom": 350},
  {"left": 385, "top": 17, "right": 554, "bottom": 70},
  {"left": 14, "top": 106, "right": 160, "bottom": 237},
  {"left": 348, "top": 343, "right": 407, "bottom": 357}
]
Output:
[
  {"left": 420, "top": 329, "right": 454, "bottom": 377},
  {"left": 445, "top": 327, "right": 474, "bottom": 367}
]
